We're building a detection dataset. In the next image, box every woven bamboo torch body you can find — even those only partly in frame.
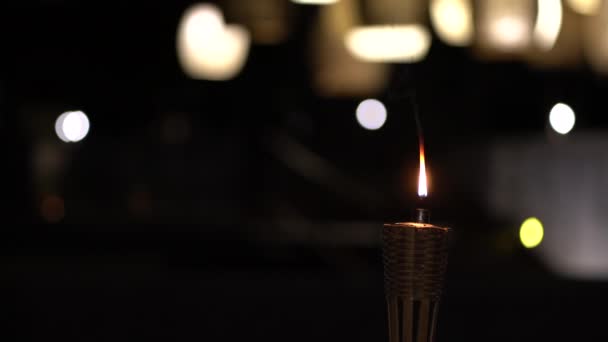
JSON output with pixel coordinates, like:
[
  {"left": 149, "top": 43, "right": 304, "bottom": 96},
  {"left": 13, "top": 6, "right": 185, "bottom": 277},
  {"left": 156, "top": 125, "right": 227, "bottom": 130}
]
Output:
[{"left": 382, "top": 213, "right": 449, "bottom": 342}]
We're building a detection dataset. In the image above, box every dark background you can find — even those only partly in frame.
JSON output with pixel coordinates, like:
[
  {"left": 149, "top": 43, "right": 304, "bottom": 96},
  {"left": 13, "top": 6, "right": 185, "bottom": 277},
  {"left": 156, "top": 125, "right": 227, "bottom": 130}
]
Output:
[{"left": 0, "top": 1, "right": 606, "bottom": 341}]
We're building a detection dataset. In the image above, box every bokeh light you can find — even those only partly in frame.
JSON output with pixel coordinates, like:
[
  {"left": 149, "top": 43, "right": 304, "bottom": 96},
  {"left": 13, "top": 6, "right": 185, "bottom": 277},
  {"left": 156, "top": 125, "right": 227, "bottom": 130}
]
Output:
[
  {"left": 345, "top": 25, "right": 431, "bottom": 63},
  {"left": 566, "top": 0, "right": 601, "bottom": 15},
  {"left": 549, "top": 103, "right": 576, "bottom": 135},
  {"left": 177, "top": 3, "right": 251, "bottom": 81},
  {"left": 534, "top": 0, "right": 562, "bottom": 51},
  {"left": 291, "top": 0, "right": 338, "bottom": 4},
  {"left": 489, "top": 17, "right": 530, "bottom": 49},
  {"left": 430, "top": 0, "right": 474, "bottom": 46},
  {"left": 520, "top": 217, "right": 544, "bottom": 248},
  {"left": 55, "top": 112, "right": 69, "bottom": 142},
  {"left": 479, "top": 0, "right": 534, "bottom": 51},
  {"left": 55, "top": 110, "right": 90, "bottom": 143},
  {"left": 356, "top": 99, "right": 387, "bottom": 130}
]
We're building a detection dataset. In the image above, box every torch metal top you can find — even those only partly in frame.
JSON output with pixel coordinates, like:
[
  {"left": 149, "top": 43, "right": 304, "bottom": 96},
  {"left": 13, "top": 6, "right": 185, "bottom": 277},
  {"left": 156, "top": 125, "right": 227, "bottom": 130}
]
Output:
[
  {"left": 385, "top": 208, "right": 448, "bottom": 230},
  {"left": 384, "top": 222, "right": 448, "bottom": 230}
]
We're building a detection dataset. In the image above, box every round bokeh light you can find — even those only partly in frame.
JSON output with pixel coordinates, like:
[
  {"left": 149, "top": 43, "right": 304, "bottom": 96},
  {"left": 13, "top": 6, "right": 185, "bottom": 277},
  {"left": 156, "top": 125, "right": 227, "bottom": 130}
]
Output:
[
  {"left": 520, "top": 217, "right": 544, "bottom": 249},
  {"left": 55, "top": 110, "right": 90, "bottom": 143},
  {"left": 356, "top": 99, "right": 387, "bottom": 130},
  {"left": 549, "top": 103, "right": 575, "bottom": 135}
]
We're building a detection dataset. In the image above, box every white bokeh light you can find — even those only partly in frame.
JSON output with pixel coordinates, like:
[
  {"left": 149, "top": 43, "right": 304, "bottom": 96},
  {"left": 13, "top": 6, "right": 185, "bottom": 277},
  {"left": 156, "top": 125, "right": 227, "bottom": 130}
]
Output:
[
  {"left": 55, "top": 111, "right": 90, "bottom": 143},
  {"left": 54, "top": 112, "right": 70, "bottom": 142},
  {"left": 430, "top": 0, "right": 474, "bottom": 46},
  {"left": 356, "top": 99, "right": 387, "bottom": 130},
  {"left": 177, "top": 3, "right": 251, "bottom": 81},
  {"left": 549, "top": 103, "right": 575, "bottom": 135}
]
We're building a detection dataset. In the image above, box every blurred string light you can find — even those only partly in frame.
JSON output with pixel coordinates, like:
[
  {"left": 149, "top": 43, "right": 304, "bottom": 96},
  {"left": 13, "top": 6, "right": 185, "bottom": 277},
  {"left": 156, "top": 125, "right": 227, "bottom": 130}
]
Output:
[
  {"left": 566, "top": 0, "right": 602, "bottom": 15},
  {"left": 520, "top": 217, "right": 544, "bottom": 248},
  {"left": 549, "top": 102, "right": 576, "bottom": 134},
  {"left": 430, "top": 0, "right": 474, "bottom": 46},
  {"left": 534, "top": 0, "right": 563, "bottom": 51},
  {"left": 356, "top": 99, "right": 387, "bottom": 130},
  {"left": 291, "top": 0, "right": 338, "bottom": 4},
  {"left": 345, "top": 25, "right": 431, "bottom": 63},
  {"left": 479, "top": 0, "right": 534, "bottom": 51},
  {"left": 55, "top": 110, "right": 90, "bottom": 143},
  {"left": 176, "top": 3, "right": 250, "bottom": 81}
]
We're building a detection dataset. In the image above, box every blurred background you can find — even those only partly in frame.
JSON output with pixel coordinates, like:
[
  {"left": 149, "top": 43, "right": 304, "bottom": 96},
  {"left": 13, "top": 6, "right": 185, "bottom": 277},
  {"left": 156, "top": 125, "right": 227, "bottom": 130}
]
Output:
[{"left": 1, "top": 0, "right": 608, "bottom": 340}]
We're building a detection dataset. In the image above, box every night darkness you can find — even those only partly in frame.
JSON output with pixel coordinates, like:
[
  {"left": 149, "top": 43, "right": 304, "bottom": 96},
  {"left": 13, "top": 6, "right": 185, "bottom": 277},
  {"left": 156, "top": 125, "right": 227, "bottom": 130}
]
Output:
[{"left": 0, "top": 1, "right": 607, "bottom": 341}]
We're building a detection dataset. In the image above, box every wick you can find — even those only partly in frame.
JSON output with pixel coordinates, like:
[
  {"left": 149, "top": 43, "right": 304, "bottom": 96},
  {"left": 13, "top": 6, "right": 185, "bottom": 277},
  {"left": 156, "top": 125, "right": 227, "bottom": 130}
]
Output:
[{"left": 415, "top": 208, "right": 430, "bottom": 223}]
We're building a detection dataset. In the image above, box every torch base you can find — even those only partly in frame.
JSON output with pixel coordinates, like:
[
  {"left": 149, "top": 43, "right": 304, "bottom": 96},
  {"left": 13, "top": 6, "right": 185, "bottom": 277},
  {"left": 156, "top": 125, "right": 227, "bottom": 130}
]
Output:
[{"left": 387, "top": 297, "right": 441, "bottom": 342}]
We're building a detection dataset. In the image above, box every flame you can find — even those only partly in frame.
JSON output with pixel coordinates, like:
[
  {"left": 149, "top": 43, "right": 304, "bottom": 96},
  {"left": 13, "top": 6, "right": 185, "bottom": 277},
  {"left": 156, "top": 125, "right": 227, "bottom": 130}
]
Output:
[{"left": 418, "top": 144, "right": 428, "bottom": 197}]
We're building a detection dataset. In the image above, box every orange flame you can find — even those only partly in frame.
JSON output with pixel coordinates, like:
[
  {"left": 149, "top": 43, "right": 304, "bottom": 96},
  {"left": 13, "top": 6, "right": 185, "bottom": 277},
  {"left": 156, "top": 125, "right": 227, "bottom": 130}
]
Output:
[{"left": 418, "top": 144, "right": 427, "bottom": 198}]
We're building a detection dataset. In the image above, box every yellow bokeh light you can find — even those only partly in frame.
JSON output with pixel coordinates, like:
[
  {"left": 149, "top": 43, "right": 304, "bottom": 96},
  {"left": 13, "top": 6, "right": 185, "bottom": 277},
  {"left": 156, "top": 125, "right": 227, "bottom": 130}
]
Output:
[
  {"left": 479, "top": 0, "right": 535, "bottom": 51},
  {"left": 566, "top": 0, "right": 601, "bottom": 15},
  {"left": 520, "top": 217, "right": 544, "bottom": 248},
  {"left": 430, "top": 0, "right": 474, "bottom": 46},
  {"left": 534, "top": 0, "right": 562, "bottom": 51},
  {"left": 176, "top": 3, "right": 251, "bottom": 81},
  {"left": 345, "top": 25, "right": 431, "bottom": 63},
  {"left": 291, "top": 0, "right": 338, "bottom": 4}
]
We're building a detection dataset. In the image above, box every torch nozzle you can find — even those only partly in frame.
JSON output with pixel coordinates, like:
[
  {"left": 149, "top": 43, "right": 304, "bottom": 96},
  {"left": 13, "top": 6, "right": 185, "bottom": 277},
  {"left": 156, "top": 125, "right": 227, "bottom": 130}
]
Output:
[{"left": 415, "top": 208, "right": 430, "bottom": 223}]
